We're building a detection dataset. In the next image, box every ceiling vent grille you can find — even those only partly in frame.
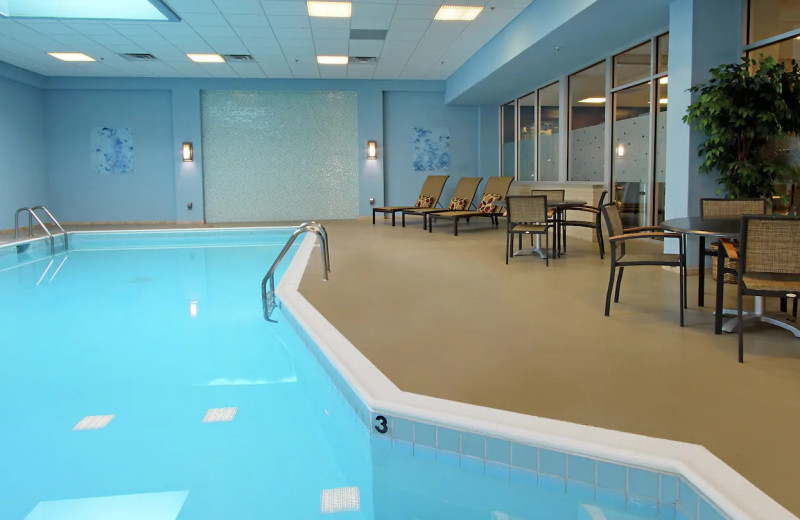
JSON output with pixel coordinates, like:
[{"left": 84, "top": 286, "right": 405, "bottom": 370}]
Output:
[
  {"left": 121, "top": 53, "right": 157, "bottom": 61},
  {"left": 223, "top": 54, "right": 254, "bottom": 62},
  {"left": 349, "top": 56, "right": 377, "bottom": 65}
]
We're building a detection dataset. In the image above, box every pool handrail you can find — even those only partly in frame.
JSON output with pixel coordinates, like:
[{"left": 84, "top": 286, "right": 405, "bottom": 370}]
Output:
[
  {"left": 13, "top": 206, "right": 68, "bottom": 255},
  {"left": 262, "top": 221, "right": 329, "bottom": 322}
]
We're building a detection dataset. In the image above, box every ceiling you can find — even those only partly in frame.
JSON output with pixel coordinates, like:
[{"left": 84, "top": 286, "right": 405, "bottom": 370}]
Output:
[{"left": 0, "top": 0, "right": 534, "bottom": 81}]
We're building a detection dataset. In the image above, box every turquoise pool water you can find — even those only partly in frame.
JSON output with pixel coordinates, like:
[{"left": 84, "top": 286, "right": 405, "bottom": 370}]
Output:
[
  {"left": 0, "top": 229, "right": 688, "bottom": 520},
  {"left": 0, "top": 229, "right": 370, "bottom": 520}
]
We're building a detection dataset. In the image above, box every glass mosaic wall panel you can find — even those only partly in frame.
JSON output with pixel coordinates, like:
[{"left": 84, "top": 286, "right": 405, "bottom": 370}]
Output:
[{"left": 201, "top": 90, "right": 358, "bottom": 223}]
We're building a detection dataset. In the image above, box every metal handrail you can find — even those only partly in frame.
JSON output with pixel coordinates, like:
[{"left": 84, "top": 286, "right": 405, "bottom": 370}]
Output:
[
  {"left": 31, "top": 206, "right": 68, "bottom": 250},
  {"left": 13, "top": 205, "right": 68, "bottom": 254},
  {"left": 261, "top": 221, "right": 330, "bottom": 322}
]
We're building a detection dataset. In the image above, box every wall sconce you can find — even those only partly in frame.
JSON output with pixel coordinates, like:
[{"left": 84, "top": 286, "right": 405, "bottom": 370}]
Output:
[
  {"left": 182, "top": 142, "right": 194, "bottom": 162},
  {"left": 616, "top": 143, "right": 625, "bottom": 157},
  {"left": 367, "top": 140, "right": 378, "bottom": 160}
]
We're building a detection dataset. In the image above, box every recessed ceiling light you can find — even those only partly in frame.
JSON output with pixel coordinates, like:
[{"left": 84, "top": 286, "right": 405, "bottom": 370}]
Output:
[
  {"left": 307, "top": 1, "right": 351, "bottom": 18},
  {"left": 434, "top": 5, "right": 483, "bottom": 21},
  {"left": 659, "top": 98, "right": 668, "bottom": 104},
  {"left": 317, "top": 55, "right": 348, "bottom": 65},
  {"left": 578, "top": 97, "right": 606, "bottom": 104},
  {"left": 659, "top": 77, "right": 668, "bottom": 84},
  {"left": 186, "top": 53, "right": 225, "bottom": 63},
  {"left": 1, "top": 0, "right": 178, "bottom": 21},
  {"left": 48, "top": 52, "right": 95, "bottom": 62}
]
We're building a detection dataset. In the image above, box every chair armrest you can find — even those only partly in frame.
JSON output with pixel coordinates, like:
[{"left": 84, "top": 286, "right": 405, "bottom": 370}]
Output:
[
  {"left": 624, "top": 225, "right": 662, "bottom": 232},
  {"left": 609, "top": 231, "right": 680, "bottom": 242},
  {"left": 720, "top": 239, "right": 739, "bottom": 261},
  {"left": 564, "top": 206, "right": 599, "bottom": 215}
]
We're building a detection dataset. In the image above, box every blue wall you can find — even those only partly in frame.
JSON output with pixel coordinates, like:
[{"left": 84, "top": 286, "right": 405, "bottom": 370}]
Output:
[
  {"left": 0, "top": 73, "right": 48, "bottom": 224},
  {"left": 383, "top": 91, "right": 484, "bottom": 208},
  {"left": 44, "top": 89, "right": 176, "bottom": 223}
]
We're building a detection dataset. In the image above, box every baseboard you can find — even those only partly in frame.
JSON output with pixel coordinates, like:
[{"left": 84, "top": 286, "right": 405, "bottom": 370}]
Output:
[{"left": 662, "top": 265, "right": 700, "bottom": 276}]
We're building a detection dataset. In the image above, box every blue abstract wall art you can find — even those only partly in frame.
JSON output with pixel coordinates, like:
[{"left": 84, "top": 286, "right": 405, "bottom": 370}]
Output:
[
  {"left": 412, "top": 127, "right": 449, "bottom": 172},
  {"left": 92, "top": 127, "right": 133, "bottom": 175}
]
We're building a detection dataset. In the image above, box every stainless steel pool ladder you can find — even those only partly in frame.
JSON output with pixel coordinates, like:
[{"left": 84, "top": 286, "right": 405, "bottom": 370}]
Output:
[
  {"left": 261, "top": 221, "right": 330, "bottom": 322},
  {"left": 14, "top": 206, "right": 68, "bottom": 255}
]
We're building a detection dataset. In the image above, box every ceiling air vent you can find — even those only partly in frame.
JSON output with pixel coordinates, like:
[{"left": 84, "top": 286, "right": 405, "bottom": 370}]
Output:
[
  {"left": 223, "top": 54, "right": 254, "bottom": 62},
  {"left": 349, "top": 56, "right": 377, "bottom": 65},
  {"left": 121, "top": 53, "right": 157, "bottom": 61}
]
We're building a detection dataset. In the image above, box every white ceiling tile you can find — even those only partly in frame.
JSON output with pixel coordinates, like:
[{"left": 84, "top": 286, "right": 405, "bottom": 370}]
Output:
[
  {"left": 260, "top": 1, "right": 307, "bottom": 16},
  {"left": 348, "top": 40, "right": 383, "bottom": 56},
  {"left": 279, "top": 36, "right": 314, "bottom": 49},
  {"left": 313, "top": 39, "right": 349, "bottom": 54},
  {"left": 347, "top": 63, "right": 375, "bottom": 79},
  {"left": 176, "top": 12, "right": 229, "bottom": 26},
  {"left": 106, "top": 23, "right": 162, "bottom": 36},
  {"left": 352, "top": 4, "right": 396, "bottom": 18},
  {"left": 268, "top": 15, "right": 310, "bottom": 28},
  {"left": 385, "top": 29, "right": 424, "bottom": 41},
  {"left": 273, "top": 26, "right": 312, "bottom": 38},
  {"left": 228, "top": 61, "right": 267, "bottom": 77},
  {"left": 224, "top": 13, "right": 269, "bottom": 27},
  {"left": 235, "top": 26, "right": 277, "bottom": 38},
  {"left": 309, "top": 17, "right": 349, "bottom": 31},
  {"left": 18, "top": 20, "right": 78, "bottom": 35},
  {"left": 62, "top": 22, "right": 120, "bottom": 36},
  {"left": 193, "top": 25, "right": 238, "bottom": 38},
  {"left": 394, "top": 4, "right": 438, "bottom": 18},
  {"left": 311, "top": 27, "right": 349, "bottom": 40},
  {"left": 389, "top": 18, "right": 431, "bottom": 30},
  {"left": 241, "top": 36, "right": 280, "bottom": 49},
  {"left": 255, "top": 55, "right": 291, "bottom": 75},
  {"left": 214, "top": 0, "right": 264, "bottom": 15},
  {"left": 168, "top": 0, "right": 221, "bottom": 14},
  {"left": 350, "top": 17, "right": 391, "bottom": 30},
  {"left": 203, "top": 36, "right": 249, "bottom": 53},
  {"left": 281, "top": 47, "right": 316, "bottom": 60},
  {"left": 290, "top": 62, "right": 321, "bottom": 78}
]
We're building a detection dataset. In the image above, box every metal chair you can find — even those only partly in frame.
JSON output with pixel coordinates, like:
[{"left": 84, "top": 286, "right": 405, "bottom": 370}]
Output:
[
  {"left": 698, "top": 198, "right": 767, "bottom": 307},
  {"left": 559, "top": 190, "right": 607, "bottom": 259},
  {"left": 600, "top": 202, "right": 685, "bottom": 325},
  {"left": 725, "top": 215, "right": 800, "bottom": 362},
  {"left": 506, "top": 196, "right": 553, "bottom": 266}
]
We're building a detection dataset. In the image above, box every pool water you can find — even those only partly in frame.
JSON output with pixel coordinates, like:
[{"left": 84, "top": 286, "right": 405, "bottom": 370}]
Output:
[
  {"left": 0, "top": 229, "right": 681, "bottom": 520},
  {"left": 0, "top": 230, "right": 371, "bottom": 520}
]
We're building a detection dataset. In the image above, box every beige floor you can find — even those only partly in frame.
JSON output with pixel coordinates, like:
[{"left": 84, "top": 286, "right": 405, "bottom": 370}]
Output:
[
  {"left": 5, "top": 219, "right": 799, "bottom": 515},
  {"left": 297, "top": 218, "right": 800, "bottom": 517}
]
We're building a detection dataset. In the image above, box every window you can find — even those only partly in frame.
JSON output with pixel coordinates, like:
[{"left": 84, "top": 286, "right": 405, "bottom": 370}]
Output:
[
  {"left": 614, "top": 41, "right": 651, "bottom": 87},
  {"left": 518, "top": 91, "right": 536, "bottom": 180},
  {"left": 501, "top": 101, "right": 516, "bottom": 177},
  {"left": 612, "top": 83, "right": 650, "bottom": 227},
  {"left": 748, "top": 0, "right": 800, "bottom": 44},
  {"left": 538, "top": 82, "right": 560, "bottom": 181},
  {"left": 568, "top": 62, "right": 605, "bottom": 181}
]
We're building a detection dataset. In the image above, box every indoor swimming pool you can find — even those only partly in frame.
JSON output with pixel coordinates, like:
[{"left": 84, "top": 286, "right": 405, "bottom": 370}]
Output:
[{"left": 0, "top": 228, "right": 728, "bottom": 519}]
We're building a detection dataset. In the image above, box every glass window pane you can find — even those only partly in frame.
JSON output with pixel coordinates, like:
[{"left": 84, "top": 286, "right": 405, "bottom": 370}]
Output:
[
  {"left": 518, "top": 92, "right": 536, "bottom": 181},
  {"left": 748, "top": 0, "right": 800, "bottom": 45},
  {"left": 538, "top": 82, "right": 560, "bottom": 181},
  {"left": 657, "top": 33, "right": 669, "bottom": 74},
  {"left": 568, "top": 62, "right": 605, "bottom": 181},
  {"left": 612, "top": 83, "right": 651, "bottom": 228},
  {"left": 654, "top": 78, "right": 668, "bottom": 224},
  {"left": 501, "top": 102, "right": 516, "bottom": 177},
  {"left": 614, "top": 41, "right": 651, "bottom": 87}
]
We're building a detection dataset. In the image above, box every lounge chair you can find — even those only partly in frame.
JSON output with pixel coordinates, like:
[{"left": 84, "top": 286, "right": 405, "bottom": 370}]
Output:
[
  {"left": 401, "top": 176, "right": 483, "bottom": 230},
  {"left": 372, "top": 175, "right": 449, "bottom": 226},
  {"left": 428, "top": 176, "right": 514, "bottom": 236}
]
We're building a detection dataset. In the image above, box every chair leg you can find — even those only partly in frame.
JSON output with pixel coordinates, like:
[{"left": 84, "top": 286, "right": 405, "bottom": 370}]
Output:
[
  {"left": 506, "top": 231, "right": 510, "bottom": 264},
  {"left": 402, "top": 212, "right": 406, "bottom": 227},
  {"left": 679, "top": 256, "right": 685, "bottom": 327},
  {"left": 780, "top": 298, "right": 787, "bottom": 312},
  {"left": 391, "top": 211, "right": 396, "bottom": 226},
  {"left": 454, "top": 217, "right": 459, "bottom": 236},
  {"left": 698, "top": 236, "right": 706, "bottom": 307},
  {"left": 372, "top": 209, "right": 376, "bottom": 225},
  {"left": 605, "top": 261, "right": 616, "bottom": 316},
  {"left": 794, "top": 298, "right": 798, "bottom": 318},
  {"left": 422, "top": 214, "right": 427, "bottom": 231},
  {"left": 614, "top": 266, "right": 624, "bottom": 302},
  {"left": 545, "top": 232, "right": 549, "bottom": 267},
  {"left": 428, "top": 216, "right": 434, "bottom": 233},
  {"left": 596, "top": 217, "right": 604, "bottom": 259},
  {"left": 738, "top": 287, "right": 745, "bottom": 363},
  {"left": 715, "top": 246, "right": 725, "bottom": 334},
  {"left": 682, "top": 235, "right": 688, "bottom": 309}
]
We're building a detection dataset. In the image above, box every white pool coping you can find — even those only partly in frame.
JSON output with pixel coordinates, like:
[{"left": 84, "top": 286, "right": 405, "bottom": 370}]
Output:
[{"left": 278, "top": 233, "right": 796, "bottom": 520}]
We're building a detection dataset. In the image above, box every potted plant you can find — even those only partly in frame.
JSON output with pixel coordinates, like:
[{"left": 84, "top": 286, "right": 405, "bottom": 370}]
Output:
[{"left": 683, "top": 55, "right": 800, "bottom": 199}]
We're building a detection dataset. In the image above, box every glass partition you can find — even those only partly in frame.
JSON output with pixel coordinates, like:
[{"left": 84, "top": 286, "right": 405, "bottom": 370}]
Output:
[
  {"left": 538, "top": 82, "right": 560, "bottom": 181},
  {"left": 568, "top": 62, "right": 605, "bottom": 181},
  {"left": 501, "top": 102, "right": 516, "bottom": 177},
  {"left": 614, "top": 41, "right": 651, "bottom": 87},
  {"left": 657, "top": 33, "right": 669, "bottom": 74},
  {"left": 518, "top": 91, "right": 536, "bottom": 180},
  {"left": 654, "top": 78, "right": 668, "bottom": 224},
  {"left": 612, "top": 83, "right": 651, "bottom": 227}
]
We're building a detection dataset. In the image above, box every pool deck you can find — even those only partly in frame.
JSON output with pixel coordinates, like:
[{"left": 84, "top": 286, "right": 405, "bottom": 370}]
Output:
[
  {"left": 3, "top": 219, "right": 799, "bottom": 516},
  {"left": 295, "top": 218, "right": 800, "bottom": 518}
]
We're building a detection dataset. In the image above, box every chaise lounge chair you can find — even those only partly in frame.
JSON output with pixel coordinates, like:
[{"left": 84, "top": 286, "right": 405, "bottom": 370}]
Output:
[
  {"left": 428, "top": 176, "right": 514, "bottom": 236},
  {"left": 372, "top": 175, "right": 449, "bottom": 226},
  {"left": 400, "top": 176, "right": 483, "bottom": 230}
]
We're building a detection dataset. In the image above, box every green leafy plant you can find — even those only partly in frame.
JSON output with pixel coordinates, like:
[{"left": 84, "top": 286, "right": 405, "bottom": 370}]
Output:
[{"left": 683, "top": 56, "right": 800, "bottom": 198}]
